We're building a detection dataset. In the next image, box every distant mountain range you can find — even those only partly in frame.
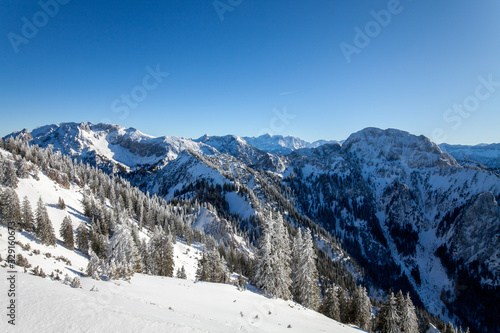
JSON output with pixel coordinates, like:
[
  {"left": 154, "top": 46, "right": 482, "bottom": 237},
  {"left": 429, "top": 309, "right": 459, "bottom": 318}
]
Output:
[
  {"left": 439, "top": 143, "right": 500, "bottom": 169},
  {"left": 7, "top": 122, "right": 498, "bottom": 169},
  {"left": 4, "top": 122, "right": 500, "bottom": 332}
]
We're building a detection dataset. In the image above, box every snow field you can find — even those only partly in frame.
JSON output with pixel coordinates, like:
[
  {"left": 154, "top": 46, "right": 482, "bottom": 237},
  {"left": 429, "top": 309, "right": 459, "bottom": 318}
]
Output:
[{"left": 0, "top": 267, "right": 361, "bottom": 333}]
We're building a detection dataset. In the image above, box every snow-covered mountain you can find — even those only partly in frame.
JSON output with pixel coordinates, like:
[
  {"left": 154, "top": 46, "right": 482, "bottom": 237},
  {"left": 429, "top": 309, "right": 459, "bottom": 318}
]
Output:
[
  {"left": 439, "top": 143, "right": 500, "bottom": 169},
  {"left": 6, "top": 122, "right": 216, "bottom": 173},
  {"left": 194, "top": 134, "right": 268, "bottom": 166},
  {"left": 4, "top": 122, "right": 499, "bottom": 332},
  {"left": 242, "top": 133, "right": 341, "bottom": 155},
  {"left": 283, "top": 128, "right": 499, "bottom": 331}
]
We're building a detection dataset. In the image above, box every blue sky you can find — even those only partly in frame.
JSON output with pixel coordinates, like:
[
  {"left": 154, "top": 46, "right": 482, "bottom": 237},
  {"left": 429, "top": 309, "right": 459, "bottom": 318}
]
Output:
[{"left": 1, "top": 0, "right": 499, "bottom": 144}]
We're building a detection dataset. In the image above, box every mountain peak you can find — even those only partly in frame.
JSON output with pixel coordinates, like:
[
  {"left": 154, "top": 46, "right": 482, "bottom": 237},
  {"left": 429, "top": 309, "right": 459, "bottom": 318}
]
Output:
[
  {"left": 343, "top": 127, "right": 459, "bottom": 168},
  {"left": 3, "top": 127, "right": 33, "bottom": 142}
]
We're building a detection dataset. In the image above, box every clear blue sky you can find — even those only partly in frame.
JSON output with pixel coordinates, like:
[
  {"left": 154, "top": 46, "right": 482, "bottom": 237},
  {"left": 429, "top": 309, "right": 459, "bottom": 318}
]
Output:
[{"left": 1, "top": 0, "right": 499, "bottom": 144}]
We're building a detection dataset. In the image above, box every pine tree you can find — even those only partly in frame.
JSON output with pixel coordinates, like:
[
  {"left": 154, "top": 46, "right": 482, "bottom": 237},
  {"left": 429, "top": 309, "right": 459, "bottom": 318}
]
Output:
[
  {"left": 338, "top": 287, "right": 350, "bottom": 323},
  {"left": 208, "top": 249, "right": 229, "bottom": 283},
  {"left": 35, "top": 197, "right": 56, "bottom": 246},
  {"left": 351, "top": 285, "right": 372, "bottom": 331},
  {"left": 395, "top": 290, "right": 405, "bottom": 319},
  {"left": 253, "top": 211, "right": 292, "bottom": 300},
  {"left": 58, "top": 197, "right": 66, "bottom": 210},
  {"left": 196, "top": 248, "right": 228, "bottom": 283},
  {"left": 76, "top": 222, "right": 90, "bottom": 254},
  {"left": 90, "top": 230, "right": 108, "bottom": 259},
  {"left": 106, "top": 222, "right": 141, "bottom": 280},
  {"left": 270, "top": 213, "right": 292, "bottom": 300},
  {"left": 176, "top": 265, "right": 187, "bottom": 279},
  {"left": 444, "top": 322, "right": 456, "bottom": 333},
  {"left": 1, "top": 161, "right": 18, "bottom": 188},
  {"left": 397, "top": 292, "right": 419, "bottom": 333},
  {"left": 320, "top": 286, "right": 341, "bottom": 321},
  {"left": 147, "top": 226, "right": 174, "bottom": 277},
  {"left": 86, "top": 249, "right": 102, "bottom": 280},
  {"left": 16, "top": 158, "right": 30, "bottom": 179},
  {"left": 139, "top": 238, "right": 149, "bottom": 274},
  {"left": 196, "top": 252, "right": 208, "bottom": 281},
  {"left": 291, "top": 228, "right": 304, "bottom": 299},
  {"left": 0, "top": 188, "right": 22, "bottom": 230},
  {"left": 379, "top": 292, "right": 400, "bottom": 333},
  {"left": 21, "top": 196, "right": 35, "bottom": 231},
  {"left": 253, "top": 214, "right": 275, "bottom": 294},
  {"left": 60, "top": 216, "right": 74, "bottom": 250},
  {"left": 291, "top": 228, "right": 321, "bottom": 310}
]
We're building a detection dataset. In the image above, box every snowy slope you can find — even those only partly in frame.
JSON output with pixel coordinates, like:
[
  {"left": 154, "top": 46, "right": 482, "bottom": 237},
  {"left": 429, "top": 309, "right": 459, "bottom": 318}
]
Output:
[
  {"left": 0, "top": 164, "right": 203, "bottom": 282},
  {"left": 0, "top": 266, "right": 361, "bottom": 333}
]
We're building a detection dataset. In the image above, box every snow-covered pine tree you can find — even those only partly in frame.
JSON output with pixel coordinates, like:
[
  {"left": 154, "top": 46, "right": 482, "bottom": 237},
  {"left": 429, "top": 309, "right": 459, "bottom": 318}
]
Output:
[
  {"left": 176, "top": 265, "right": 187, "bottom": 279},
  {"left": 15, "top": 158, "right": 30, "bottom": 179},
  {"left": 0, "top": 188, "right": 22, "bottom": 230},
  {"left": 130, "top": 224, "right": 141, "bottom": 248},
  {"left": 58, "top": 197, "right": 66, "bottom": 210},
  {"left": 86, "top": 249, "right": 102, "bottom": 280},
  {"left": 196, "top": 248, "right": 229, "bottom": 283},
  {"left": 82, "top": 192, "right": 92, "bottom": 218},
  {"left": 106, "top": 222, "right": 141, "bottom": 280},
  {"left": 291, "top": 228, "right": 321, "bottom": 310},
  {"left": 60, "top": 215, "right": 74, "bottom": 250},
  {"left": 320, "top": 286, "right": 341, "bottom": 321},
  {"left": 1, "top": 160, "right": 18, "bottom": 188},
  {"left": 76, "top": 222, "right": 90, "bottom": 255},
  {"left": 444, "top": 322, "right": 456, "bottom": 333},
  {"left": 379, "top": 292, "right": 400, "bottom": 333},
  {"left": 21, "top": 196, "right": 35, "bottom": 231},
  {"left": 291, "top": 228, "right": 304, "bottom": 299},
  {"left": 89, "top": 229, "right": 108, "bottom": 259},
  {"left": 338, "top": 287, "right": 350, "bottom": 323},
  {"left": 253, "top": 214, "right": 274, "bottom": 295},
  {"left": 147, "top": 226, "right": 174, "bottom": 277},
  {"left": 35, "top": 197, "right": 56, "bottom": 246},
  {"left": 139, "top": 238, "right": 149, "bottom": 274},
  {"left": 395, "top": 290, "right": 405, "bottom": 318},
  {"left": 254, "top": 211, "right": 293, "bottom": 300},
  {"left": 399, "top": 292, "right": 419, "bottom": 333},
  {"left": 352, "top": 285, "right": 372, "bottom": 331},
  {"left": 270, "top": 212, "right": 292, "bottom": 300},
  {"left": 195, "top": 252, "right": 208, "bottom": 281},
  {"left": 208, "top": 249, "right": 229, "bottom": 283}
]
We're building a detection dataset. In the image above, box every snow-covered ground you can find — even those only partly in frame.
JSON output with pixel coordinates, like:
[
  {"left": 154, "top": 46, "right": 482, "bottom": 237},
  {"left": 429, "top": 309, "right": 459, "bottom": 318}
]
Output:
[{"left": 0, "top": 266, "right": 362, "bottom": 333}]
